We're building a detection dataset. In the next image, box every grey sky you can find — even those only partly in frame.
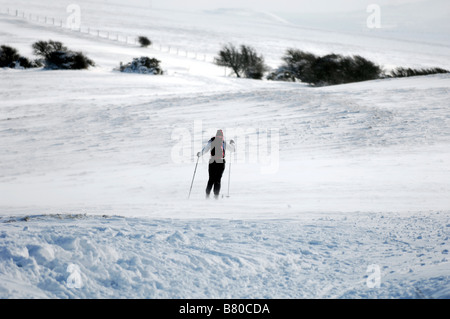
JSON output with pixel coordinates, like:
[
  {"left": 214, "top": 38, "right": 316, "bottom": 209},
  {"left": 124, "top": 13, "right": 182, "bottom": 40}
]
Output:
[{"left": 148, "top": 0, "right": 429, "bottom": 13}]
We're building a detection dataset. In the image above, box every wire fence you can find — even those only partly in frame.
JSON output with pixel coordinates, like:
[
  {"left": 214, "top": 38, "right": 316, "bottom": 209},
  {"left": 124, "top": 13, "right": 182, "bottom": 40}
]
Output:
[{"left": 1, "top": 7, "right": 216, "bottom": 63}]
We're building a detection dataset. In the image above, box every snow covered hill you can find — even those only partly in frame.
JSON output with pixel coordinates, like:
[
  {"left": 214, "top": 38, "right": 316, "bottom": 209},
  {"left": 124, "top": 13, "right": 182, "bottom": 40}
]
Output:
[{"left": 0, "top": 1, "right": 449, "bottom": 299}]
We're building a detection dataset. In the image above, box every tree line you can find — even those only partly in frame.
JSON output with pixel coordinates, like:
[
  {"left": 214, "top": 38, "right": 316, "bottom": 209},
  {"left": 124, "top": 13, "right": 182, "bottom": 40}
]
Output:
[
  {"left": 214, "top": 43, "right": 449, "bottom": 86},
  {"left": 2, "top": 38, "right": 448, "bottom": 85}
]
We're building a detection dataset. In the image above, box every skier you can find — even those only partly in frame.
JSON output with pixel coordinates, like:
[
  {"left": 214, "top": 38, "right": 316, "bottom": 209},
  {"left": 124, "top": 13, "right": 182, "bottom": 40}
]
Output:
[{"left": 197, "top": 129, "right": 235, "bottom": 199}]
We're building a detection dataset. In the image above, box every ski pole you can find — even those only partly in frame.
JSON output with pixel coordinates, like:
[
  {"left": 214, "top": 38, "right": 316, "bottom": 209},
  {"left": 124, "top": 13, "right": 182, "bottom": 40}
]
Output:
[
  {"left": 188, "top": 156, "right": 200, "bottom": 199},
  {"left": 226, "top": 150, "right": 232, "bottom": 198}
]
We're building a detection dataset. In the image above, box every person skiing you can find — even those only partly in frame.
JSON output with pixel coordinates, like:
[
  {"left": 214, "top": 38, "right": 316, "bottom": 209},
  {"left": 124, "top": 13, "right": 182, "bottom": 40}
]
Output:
[{"left": 197, "top": 129, "right": 235, "bottom": 199}]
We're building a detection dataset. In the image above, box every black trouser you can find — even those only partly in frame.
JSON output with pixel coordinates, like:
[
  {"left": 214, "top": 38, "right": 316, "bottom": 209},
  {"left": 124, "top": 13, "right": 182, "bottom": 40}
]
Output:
[{"left": 206, "top": 160, "right": 225, "bottom": 196}]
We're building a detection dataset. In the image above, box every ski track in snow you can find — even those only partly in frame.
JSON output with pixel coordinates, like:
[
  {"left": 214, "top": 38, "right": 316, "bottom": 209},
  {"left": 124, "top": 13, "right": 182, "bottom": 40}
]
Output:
[{"left": 1, "top": 1, "right": 450, "bottom": 299}]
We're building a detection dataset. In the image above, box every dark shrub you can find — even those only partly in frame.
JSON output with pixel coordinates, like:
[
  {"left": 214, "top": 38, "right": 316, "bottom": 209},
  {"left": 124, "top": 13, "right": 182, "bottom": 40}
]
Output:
[
  {"left": 44, "top": 50, "right": 94, "bottom": 70},
  {"left": 0, "top": 45, "right": 41, "bottom": 69},
  {"left": 271, "top": 49, "right": 382, "bottom": 86},
  {"left": 119, "top": 57, "right": 163, "bottom": 75},
  {"left": 239, "top": 45, "right": 269, "bottom": 79},
  {"left": 16, "top": 56, "right": 42, "bottom": 69},
  {"left": 267, "top": 66, "right": 296, "bottom": 82},
  {"left": 307, "top": 54, "right": 343, "bottom": 85},
  {"left": 344, "top": 55, "right": 383, "bottom": 83},
  {"left": 45, "top": 51, "right": 70, "bottom": 69},
  {"left": 214, "top": 43, "right": 269, "bottom": 79},
  {"left": 70, "top": 51, "right": 95, "bottom": 70},
  {"left": 32, "top": 40, "right": 94, "bottom": 70},
  {"left": 0, "top": 45, "right": 20, "bottom": 67},
  {"left": 390, "top": 67, "right": 449, "bottom": 78},
  {"left": 281, "top": 49, "right": 317, "bottom": 80},
  {"left": 32, "top": 40, "right": 68, "bottom": 60},
  {"left": 214, "top": 43, "right": 242, "bottom": 77},
  {"left": 138, "top": 36, "right": 152, "bottom": 48}
]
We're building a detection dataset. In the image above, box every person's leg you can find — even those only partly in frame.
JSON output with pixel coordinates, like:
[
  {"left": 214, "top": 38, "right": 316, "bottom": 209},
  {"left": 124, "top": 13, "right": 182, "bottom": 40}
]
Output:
[
  {"left": 213, "top": 162, "right": 226, "bottom": 197},
  {"left": 205, "top": 163, "right": 215, "bottom": 197}
]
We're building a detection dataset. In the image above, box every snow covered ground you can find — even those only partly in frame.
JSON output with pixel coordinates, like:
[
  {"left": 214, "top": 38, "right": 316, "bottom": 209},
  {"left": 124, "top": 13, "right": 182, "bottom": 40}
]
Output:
[
  {"left": 1, "top": 212, "right": 449, "bottom": 298},
  {"left": 0, "top": 1, "right": 449, "bottom": 299}
]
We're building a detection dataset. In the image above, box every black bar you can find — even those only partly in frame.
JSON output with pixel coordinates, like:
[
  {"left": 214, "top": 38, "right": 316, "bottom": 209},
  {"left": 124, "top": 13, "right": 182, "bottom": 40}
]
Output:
[{"left": 1, "top": 298, "right": 442, "bottom": 318}]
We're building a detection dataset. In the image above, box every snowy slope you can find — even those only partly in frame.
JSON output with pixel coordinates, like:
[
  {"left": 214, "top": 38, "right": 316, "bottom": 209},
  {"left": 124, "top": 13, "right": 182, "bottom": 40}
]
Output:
[
  {"left": 2, "top": 0, "right": 450, "bottom": 69},
  {"left": 279, "top": 0, "right": 450, "bottom": 47},
  {"left": 1, "top": 69, "right": 449, "bottom": 216},
  {"left": 0, "top": 1, "right": 449, "bottom": 299}
]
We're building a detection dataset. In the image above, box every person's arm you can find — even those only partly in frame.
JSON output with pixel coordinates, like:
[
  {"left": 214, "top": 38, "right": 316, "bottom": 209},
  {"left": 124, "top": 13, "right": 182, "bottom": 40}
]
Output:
[
  {"left": 226, "top": 139, "right": 236, "bottom": 152},
  {"left": 197, "top": 139, "right": 212, "bottom": 157}
]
